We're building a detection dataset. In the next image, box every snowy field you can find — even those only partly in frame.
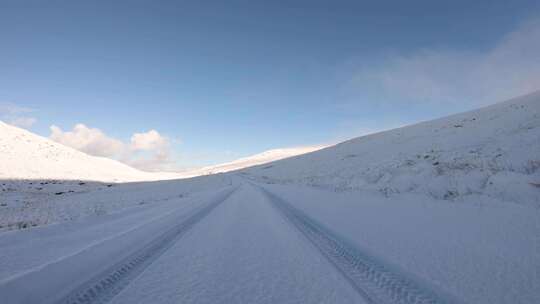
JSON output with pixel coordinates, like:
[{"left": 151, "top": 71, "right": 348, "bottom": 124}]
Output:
[
  {"left": 0, "top": 92, "right": 539, "bottom": 304},
  {"left": 0, "top": 175, "right": 234, "bottom": 231}
]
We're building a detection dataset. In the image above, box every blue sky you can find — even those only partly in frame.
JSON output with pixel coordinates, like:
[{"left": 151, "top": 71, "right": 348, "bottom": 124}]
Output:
[{"left": 1, "top": 1, "right": 539, "bottom": 170}]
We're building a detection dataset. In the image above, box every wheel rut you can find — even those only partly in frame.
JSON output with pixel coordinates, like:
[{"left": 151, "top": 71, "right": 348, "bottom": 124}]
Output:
[
  {"left": 57, "top": 188, "right": 237, "bottom": 304},
  {"left": 259, "top": 186, "right": 460, "bottom": 304}
]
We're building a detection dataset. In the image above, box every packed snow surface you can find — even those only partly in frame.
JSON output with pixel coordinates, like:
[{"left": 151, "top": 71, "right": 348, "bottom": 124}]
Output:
[
  {"left": 0, "top": 92, "right": 539, "bottom": 304},
  {"left": 1, "top": 180, "right": 538, "bottom": 304}
]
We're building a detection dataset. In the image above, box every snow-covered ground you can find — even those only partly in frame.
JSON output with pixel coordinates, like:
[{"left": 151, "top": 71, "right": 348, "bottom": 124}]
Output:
[
  {"left": 1, "top": 181, "right": 537, "bottom": 303},
  {"left": 261, "top": 182, "right": 539, "bottom": 304},
  {"left": 0, "top": 92, "right": 539, "bottom": 304},
  {"left": 0, "top": 174, "right": 234, "bottom": 231}
]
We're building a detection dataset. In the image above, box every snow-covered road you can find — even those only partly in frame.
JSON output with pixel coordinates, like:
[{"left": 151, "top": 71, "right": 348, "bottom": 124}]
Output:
[
  {"left": 109, "top": 182, "right": 366, "bottom": 304},
  {"left": 1, "top": 180, "right": 538, "bottom": 304},
  {"left": 260, "top": 185, "right": 457, "bottom": 304},
  {"left": 0, "top": 182, "right": 366, "bottom": 304}
]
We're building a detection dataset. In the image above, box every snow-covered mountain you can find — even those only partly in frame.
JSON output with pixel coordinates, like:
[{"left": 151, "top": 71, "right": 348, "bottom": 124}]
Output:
[
  {"left": 178, "top": 146, "right": 326, "bottom": 177},
  {"left": 0, "top": 121, "right": 178, "bottom": 182},
  {"left": 2, "top": 91, "right": 538, "bottom": 205},
  {"left": 0, "top": 120, "right": 324, "bottom": 182},
  {"left": 242, "top": 91, "right": 540, "bottom": 206}
]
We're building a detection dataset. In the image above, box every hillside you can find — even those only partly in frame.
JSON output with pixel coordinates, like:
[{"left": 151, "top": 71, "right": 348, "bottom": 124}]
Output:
[
  {"left": 242, "top": 91, "right": 540, "bottom": 206},
  {"left": 179, "top": 146, "right": 326, "bottom": 177},
  {"left": 0, "top": 121, "right": 176, "bottom": 182}
]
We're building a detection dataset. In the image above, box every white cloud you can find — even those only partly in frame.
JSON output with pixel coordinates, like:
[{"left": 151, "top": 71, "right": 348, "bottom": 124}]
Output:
[
  {"left": 128, "top": 129, "right": 178, "bottom": 172},
  {"left": 49, "top": 124, "right": 125, "bottom": 157},
  {"left": 0, "top": 102, "right": 37, "bottom": 129},
  {"left": 346, "top": 17, "right": 540, "bottom": 107},
  {"left": 127, "top": 149, "right": 177, "bottom": 172},
  {"left": 130, "top": 130, "right": 168, "bottom": 151},
  {"left": 49, "top": 123, "right": 178, "bottom": 172}
]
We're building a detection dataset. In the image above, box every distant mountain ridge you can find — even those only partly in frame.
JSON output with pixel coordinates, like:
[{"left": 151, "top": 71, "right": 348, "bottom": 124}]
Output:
[
  {"left": 178, "top": 146, "right": 326, "bottom": 177},
  {"left": 0, "top": 120, "right": 323, "bottom": 182}
]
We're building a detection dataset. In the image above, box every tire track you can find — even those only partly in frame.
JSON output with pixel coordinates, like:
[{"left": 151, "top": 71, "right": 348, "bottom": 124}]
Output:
[
  {"left": 57, "top": 187, "right": 237, "bottom": 304},
  {"left": 259, "top": 186, "right": 460, "bottom": 304}
]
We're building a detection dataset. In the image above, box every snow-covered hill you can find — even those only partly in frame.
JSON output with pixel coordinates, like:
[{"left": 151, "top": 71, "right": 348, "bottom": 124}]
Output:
[
  {"left": 0, "top": 121, "right": 178, "bottom": 182},
  {"left": 0, "top": 121, "right": 324, "bottom": 182},
  {"left": 242, "top": 91, "right": 540, "bottom": 206},
  {"left": 179, "top": 146, "right": 326, "bottom": 177}
]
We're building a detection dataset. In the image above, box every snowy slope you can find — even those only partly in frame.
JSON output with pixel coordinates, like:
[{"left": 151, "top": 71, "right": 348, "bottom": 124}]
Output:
[
  {"left": 0, "top": 121, "right": 180, "bottom": 182},
  {"left": 178, "top": 146, "right": 326, "bottom": 177},
  {"left": 0, "top": 121, "right": 324, "bottom": 182},
  {"left": 242, "top": 91, "right": 540, "bottom": 206}
]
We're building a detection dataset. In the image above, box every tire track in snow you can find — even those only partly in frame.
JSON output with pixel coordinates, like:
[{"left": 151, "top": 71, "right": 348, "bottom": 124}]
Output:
[
  {"left": 57, "top": 188, "right": 237, "bottom": 304},
  {"left": 259, "top": 186, "right": 460, "bottom": 304}
]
